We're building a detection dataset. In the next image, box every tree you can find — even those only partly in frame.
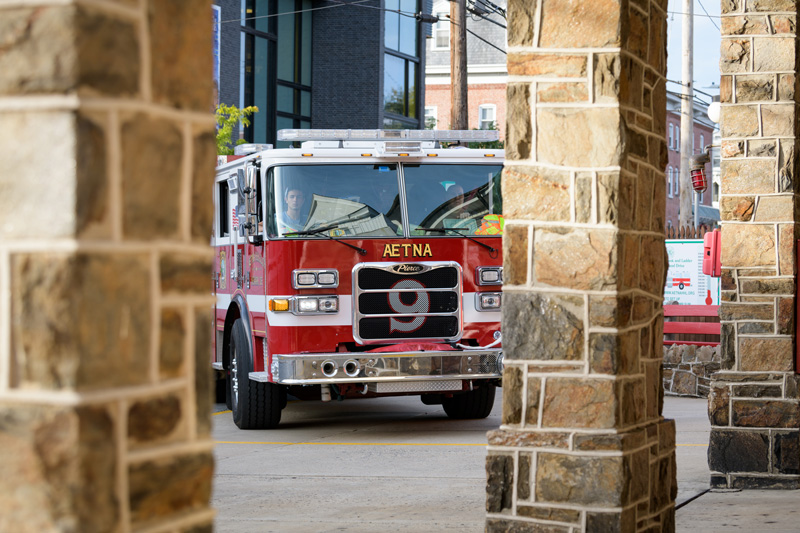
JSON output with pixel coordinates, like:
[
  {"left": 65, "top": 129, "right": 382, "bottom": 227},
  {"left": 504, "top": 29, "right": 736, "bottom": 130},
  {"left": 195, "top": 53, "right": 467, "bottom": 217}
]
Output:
[{"left": 215, "top": 104, "right": 259, "bottom": 155}]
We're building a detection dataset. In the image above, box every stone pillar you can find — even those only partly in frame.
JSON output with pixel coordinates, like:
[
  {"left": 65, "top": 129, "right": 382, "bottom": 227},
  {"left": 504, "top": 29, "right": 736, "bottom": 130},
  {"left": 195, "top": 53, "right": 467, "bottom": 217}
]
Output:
[
  {"left": 0, "top": 2, "right": 217, "bottom": 531},
  {"left": 710, "top": 0, "right": 800, "bottom": 489},
  {"left": 487, "top": 1, "right": 676, "bottom": 530}
]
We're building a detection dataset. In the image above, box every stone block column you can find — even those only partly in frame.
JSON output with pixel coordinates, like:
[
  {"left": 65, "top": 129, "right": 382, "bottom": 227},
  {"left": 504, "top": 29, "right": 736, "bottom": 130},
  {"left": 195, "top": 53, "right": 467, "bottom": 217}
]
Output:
[
  {"left": 710, "top": 0, "right": 800, "bottom": 489},
  {"left": 0, "top": 1, "right": 217, "bottom": 531},
  {"left": 488, "top": 0, "right": 676, "bottom": 530}
]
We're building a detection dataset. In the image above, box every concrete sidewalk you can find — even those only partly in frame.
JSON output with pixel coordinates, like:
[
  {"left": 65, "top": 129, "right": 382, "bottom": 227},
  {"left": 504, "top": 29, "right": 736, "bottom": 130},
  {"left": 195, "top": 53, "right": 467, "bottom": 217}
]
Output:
[
  {"left": 212, "top": 395, "right": 798, "bottom": 531},
  {"left": 667, "top": 396, "right": 800, "bottom": 532},
  {"left": 676, "top": 489, "right": 800, "bottom": 532}
]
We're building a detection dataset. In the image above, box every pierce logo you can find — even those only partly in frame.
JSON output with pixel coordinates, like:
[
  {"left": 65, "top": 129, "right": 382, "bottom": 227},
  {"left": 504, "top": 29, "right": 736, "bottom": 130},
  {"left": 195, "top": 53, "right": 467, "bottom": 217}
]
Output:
[{"left": 392, "top": 264, "right": 424, "bottom": 274}]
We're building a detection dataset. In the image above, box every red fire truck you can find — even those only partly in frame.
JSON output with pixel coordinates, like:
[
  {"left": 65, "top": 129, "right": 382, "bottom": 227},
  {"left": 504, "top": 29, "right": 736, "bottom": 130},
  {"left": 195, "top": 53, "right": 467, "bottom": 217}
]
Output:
[{"left": 212, "top": 129, "right": 504, "bottom": 429}]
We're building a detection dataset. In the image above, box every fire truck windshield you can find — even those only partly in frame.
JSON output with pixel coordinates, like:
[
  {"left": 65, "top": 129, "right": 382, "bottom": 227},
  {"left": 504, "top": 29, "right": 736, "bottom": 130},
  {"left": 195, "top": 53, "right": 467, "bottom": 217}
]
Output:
[
  {"left": 404, "top": 164, "right": 503, "bottom": 235},
  {"left": 266, "top": 162, "right": 503, "bottom": 239},
  {"left": 268, "top": 164, "right": 402, "bottom": 238}
]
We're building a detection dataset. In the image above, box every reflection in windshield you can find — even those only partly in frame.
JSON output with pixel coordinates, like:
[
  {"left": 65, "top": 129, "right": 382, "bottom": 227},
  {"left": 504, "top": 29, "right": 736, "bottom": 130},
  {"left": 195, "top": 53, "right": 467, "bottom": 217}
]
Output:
[
  {"left": 266, "top": 163, "right": 503, "bottom": 239},
  {"left": 268, "top": 164, "right": 402, "bottom": 238},
  {"left": 404, "top": 164, "right": 503, "bottom": 235}
]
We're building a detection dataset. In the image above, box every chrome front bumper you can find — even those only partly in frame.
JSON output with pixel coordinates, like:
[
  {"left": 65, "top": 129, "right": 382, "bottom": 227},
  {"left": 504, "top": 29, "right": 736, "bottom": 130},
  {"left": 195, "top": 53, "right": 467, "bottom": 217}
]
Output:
[{"left": 250, "top": 349, "right": 502, "bottom": 385}]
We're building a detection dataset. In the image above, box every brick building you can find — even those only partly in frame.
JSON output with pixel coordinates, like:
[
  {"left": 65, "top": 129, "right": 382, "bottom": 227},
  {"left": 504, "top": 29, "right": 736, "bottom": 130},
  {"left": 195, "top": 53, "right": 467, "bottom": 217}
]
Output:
[
  {"left": 665, "top": 91, "right": 718, "bottom": 228},
  {"left": 424, "top": 0, "right": 507, "bottom": 135},
  {"left": 214, "top": 0, "right": 430, "bottom": 147}
]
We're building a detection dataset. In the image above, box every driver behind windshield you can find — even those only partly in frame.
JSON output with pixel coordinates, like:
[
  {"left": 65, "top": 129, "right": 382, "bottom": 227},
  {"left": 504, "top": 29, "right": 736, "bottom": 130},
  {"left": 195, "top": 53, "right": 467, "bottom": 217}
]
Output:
[{"left": 277, "top": 187, "right": 307, "bottom": 233}]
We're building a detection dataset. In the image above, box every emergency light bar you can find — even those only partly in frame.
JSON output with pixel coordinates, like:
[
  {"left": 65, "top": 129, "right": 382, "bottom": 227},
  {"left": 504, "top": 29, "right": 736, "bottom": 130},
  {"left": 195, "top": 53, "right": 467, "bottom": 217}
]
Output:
[{"left": 277, "top": 129, "right": 499, "bottom": 143}]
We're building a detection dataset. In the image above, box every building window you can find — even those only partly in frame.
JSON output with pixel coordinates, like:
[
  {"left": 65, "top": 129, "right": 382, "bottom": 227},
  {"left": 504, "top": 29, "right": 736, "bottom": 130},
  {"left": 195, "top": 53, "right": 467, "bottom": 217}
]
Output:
[
  {"left": 700, "top": 134, "right": 705, "bottom": 153},
  {"left": 239, "top": 0, "right": 312, "bottom": 146},
  {"left": 713, "top": 182, "right": 720, "bottom": 204},
  {"left": 433, "top": 11, "right": 449, "bottom": 49},
  {"left": 479, "top": 104, "right": 496, "bottom": 130},
  {"left": 384, "top": 0, "right": 420, "bottom": 128},
  {"left": 674, "top": 169, "right": 679, "bottom": 196},
  {"left": 241, "top": 0, "right": 277, "bottom": 145},
  {"left": 275, "top": 0, "right": 313, "bottom": 147},
  {"left": 424, "top": 106, "right": 437, "bottom": 129},
  {"left": 675, "top": 127, "right": 680, "bottom": 152},
  {"left": 668, "top": 124, "right": 673, "bottom": 150},
  {"left": 668, "top": 167, "right": 673, "bottom": 198}
]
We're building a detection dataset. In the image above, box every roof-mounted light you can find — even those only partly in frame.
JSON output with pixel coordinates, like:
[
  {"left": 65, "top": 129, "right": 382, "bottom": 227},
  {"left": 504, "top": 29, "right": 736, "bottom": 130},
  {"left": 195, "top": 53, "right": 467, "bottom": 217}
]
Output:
[
  {"left": 277, "top": 129, "right": 499, "bottom": 143},
  {"left": 234, "top": 143, "right": 272, "bottom": 155}
]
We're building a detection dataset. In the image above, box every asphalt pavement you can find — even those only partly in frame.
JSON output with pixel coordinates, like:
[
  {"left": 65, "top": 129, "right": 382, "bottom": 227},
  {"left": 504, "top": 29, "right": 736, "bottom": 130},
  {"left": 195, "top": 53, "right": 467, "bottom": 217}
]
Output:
[{"left": 212, "top": 394, "right": 800, "bottom": 532}]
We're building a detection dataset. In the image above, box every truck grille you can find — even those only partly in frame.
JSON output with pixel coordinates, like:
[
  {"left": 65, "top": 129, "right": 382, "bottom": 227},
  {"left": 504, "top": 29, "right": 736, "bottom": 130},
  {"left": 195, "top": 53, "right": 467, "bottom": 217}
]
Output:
[{"left": 353, "top": 262, "right": 462, "bottom": 343}]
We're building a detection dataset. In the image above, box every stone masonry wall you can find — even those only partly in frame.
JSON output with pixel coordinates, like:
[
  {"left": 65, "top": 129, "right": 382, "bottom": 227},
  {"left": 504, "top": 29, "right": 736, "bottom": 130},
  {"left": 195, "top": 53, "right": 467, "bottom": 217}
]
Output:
[
  {"left": 0, "top": 2, "right": 217, "bottom": 531},
  {"left": 711, "top": 0, "right": 800, "bottom": 489},
  {"left": 663, "top": 344, "right": 721, "bottom": 397},
  {"left": 488, "top": 0, "right": 676, "bottom": 531}
]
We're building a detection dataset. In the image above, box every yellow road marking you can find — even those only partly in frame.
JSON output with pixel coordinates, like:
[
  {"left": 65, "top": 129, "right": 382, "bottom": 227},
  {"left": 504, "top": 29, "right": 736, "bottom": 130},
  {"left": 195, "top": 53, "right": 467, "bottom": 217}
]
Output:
[
  {"left": 216, "top": 440, "right": 486, "bottom": 446},
  {"left": 214, "top": 410, "right": 232, "bottom": 416},
  {"left": 215, "top": 440, "right": 707, "bottom": 447}
]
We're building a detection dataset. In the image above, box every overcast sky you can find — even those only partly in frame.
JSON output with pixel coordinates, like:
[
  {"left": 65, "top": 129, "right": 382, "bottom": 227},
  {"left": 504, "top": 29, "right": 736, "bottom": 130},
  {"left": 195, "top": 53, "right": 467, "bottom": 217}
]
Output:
[{"left": 666, "top": 0, "right": 722, "bottom": 103}]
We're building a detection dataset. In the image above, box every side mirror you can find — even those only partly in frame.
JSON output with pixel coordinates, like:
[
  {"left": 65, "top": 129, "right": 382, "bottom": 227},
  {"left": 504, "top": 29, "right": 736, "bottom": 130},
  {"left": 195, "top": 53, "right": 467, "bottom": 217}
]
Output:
[
  {"left": 235, "top": 169, "right": 247, "bottom": 211},
  {"left": 245, "top": 165, "right": 257, "bottom": 222},
  {"left": 235, "top": 165, "right": 260, "bottom": 238}
]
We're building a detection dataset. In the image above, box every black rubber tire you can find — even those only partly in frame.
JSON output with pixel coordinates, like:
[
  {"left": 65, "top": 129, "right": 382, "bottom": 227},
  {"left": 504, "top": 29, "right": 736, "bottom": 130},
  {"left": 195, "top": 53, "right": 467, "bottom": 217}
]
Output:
[
  {"left": 442, "top": 384, "right": 496, "bottom": 419},
  {"left": 230, "top": 319, "right": 282, "bottom": 429}
]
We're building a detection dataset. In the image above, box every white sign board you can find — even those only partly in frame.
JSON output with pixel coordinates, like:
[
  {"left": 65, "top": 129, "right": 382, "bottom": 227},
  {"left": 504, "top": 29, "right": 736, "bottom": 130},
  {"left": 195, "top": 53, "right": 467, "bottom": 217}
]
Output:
[{"left": 664, "top": 239, "right": 720, "bottom": 305}]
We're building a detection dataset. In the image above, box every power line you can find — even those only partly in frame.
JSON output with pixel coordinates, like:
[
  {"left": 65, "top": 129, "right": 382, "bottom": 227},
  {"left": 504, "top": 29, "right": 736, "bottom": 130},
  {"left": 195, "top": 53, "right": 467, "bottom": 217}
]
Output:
[
  {"left": 467, "top": 9, "right": 507, "bottom": 30},
  {"left": 468, "top": 0, "right": 506, "bottom": 20},
  {"left": 666, "top": 10, "right": 720, "bottom": 19},
  {"left": 696, "top": 0, "right": 720, "bottom": 30},
  {"left": 219, "top": 0, "right": 415, "bottom": 25},
  {"left": 467, "top": 27, "right": 505, "bottom": 54},
  {"left": 666, "top": 79, "right": 717, "bottom": 98},
  {"left": 221, "top": 0, "right": 506, "bottom": 57},
  {"left": 443, "top": 16, "right": 506, "bottom": 55}
]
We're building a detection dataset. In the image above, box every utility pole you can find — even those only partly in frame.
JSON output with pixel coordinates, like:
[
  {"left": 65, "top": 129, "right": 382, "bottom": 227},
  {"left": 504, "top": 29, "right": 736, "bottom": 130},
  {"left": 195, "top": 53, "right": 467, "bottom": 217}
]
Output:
[
  {"left": 679, "top": 0, "right": 694, "bottom": 228},
  {"left": 450, "top": 0, "right": 468, "bottom": 130}
]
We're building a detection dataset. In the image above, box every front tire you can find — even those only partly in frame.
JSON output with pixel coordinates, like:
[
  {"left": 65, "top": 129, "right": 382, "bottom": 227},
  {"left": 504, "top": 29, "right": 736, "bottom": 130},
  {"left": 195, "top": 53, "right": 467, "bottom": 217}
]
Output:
[
  {"left": 442, "top": 384, "right": 496, "bottom": 419},
  {"left": 230, "top": 318, "right": 282, "bottom": 429}
]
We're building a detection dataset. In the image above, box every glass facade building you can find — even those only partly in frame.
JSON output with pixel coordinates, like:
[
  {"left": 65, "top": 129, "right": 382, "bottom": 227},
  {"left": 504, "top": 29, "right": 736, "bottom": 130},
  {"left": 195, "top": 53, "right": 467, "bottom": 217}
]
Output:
[{"left": 215, "top": 0, "right": 426, "bottom": 147}]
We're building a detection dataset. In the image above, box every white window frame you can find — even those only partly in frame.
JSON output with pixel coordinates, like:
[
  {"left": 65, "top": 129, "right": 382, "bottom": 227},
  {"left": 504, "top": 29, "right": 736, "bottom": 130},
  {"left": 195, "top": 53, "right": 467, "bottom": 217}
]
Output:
[
  {"left": 478, "top": 104, "right": 496, "bottom": 130},
  {"left": 424, "top": 106, "right": 438, "bottom": 129},
  {"left": 668, "top": 124, "right": 674, "bottom": 150},
  {"left": 675, "top": 127, "right": 680, "bottom": 152},
  {"left": 700, "top": 134, "right": 705, "bottom": 153},
  {"left": 668, "top": 167, "right": 673, "bottom": 198},
  {"left": 432, "top": 9, "right": 450, "bottom": 50},
  {"left": 674, "top": 169, "right": 679, "bottom": 196}
]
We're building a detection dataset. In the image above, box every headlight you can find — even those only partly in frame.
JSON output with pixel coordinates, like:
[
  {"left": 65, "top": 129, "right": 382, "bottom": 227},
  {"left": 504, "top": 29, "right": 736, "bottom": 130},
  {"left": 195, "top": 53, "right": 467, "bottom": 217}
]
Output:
[
  {"left": 317, "top": 272, "right": 337, "bottom": 285},
  {"left": 291, "top": 295, "right": 339, "bottom": 315},
  {"left": 296, "top": 273, "right": 316, "bottom": 286},
  {"left": 476, "top": 266, "right": 503, "bottom": 286},
  {"left": 318, "top": 297, "right": 338, "bottom": 311},
  {"left": 292, "top": 269, "right": 339, "bottom": 289},
  {"left": 296, "top": 297, "right": 319, "bottom": 313},
  {"left": 476, "top": 292, "right": 502, "bottom": 311}
]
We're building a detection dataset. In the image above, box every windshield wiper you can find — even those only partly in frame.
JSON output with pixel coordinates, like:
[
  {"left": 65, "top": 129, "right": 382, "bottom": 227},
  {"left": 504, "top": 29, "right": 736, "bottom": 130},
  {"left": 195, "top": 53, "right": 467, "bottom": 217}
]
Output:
[
  {"left": 416, "top": 227, "right": 497, "bottom": 253},
  {"left": 284, "top": 219, "right": 369, "bottom": 256}
]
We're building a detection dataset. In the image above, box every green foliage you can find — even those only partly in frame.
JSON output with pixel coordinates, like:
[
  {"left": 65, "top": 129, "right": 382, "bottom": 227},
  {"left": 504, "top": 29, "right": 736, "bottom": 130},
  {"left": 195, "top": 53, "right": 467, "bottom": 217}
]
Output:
[
  {"left": 468, "top": 123, "right": 504, "bottom": 149},
  {"left": 215, "top": 104, "right": 259, "bottom": 155}
]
